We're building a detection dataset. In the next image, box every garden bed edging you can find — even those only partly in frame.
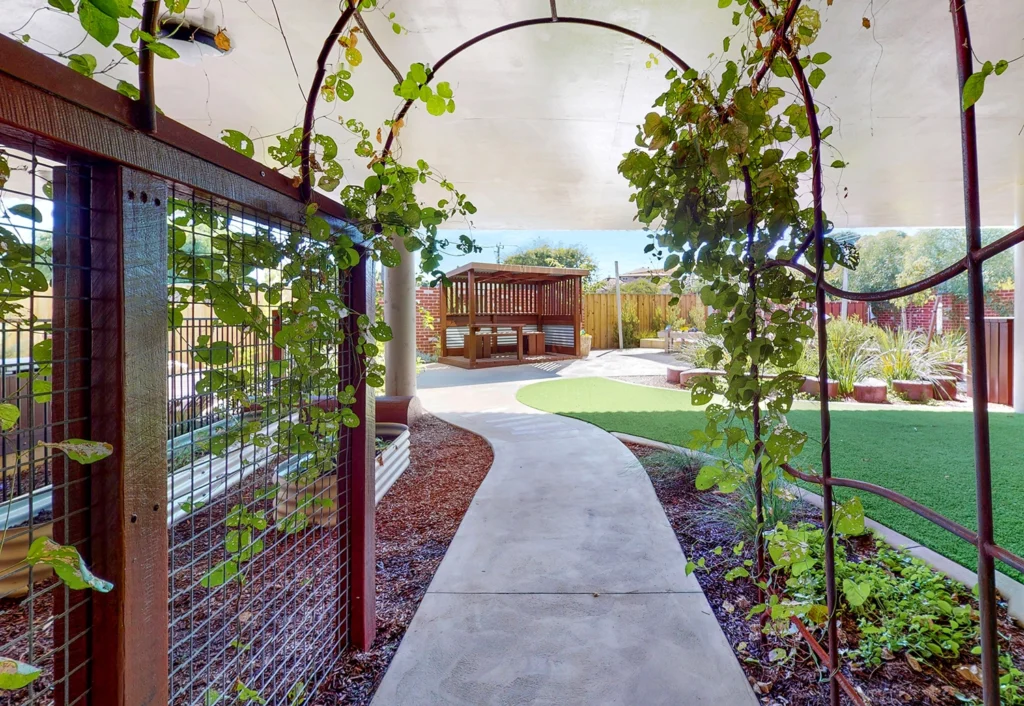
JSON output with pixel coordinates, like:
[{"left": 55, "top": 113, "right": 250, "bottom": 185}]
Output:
[{"left": 611, "top": 431, "right": 1024, "bottom": 623}]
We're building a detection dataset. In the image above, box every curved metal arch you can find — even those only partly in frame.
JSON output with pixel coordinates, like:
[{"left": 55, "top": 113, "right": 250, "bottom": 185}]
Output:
[
  {"left": 378, "top": 16, "right": 694, "bottom": 159},
  {"left": 295, "top": 10, "right": 698, "bottom": 202},
  {"left": 293, "top": 2, "right": 1013, "bottom": 704}
]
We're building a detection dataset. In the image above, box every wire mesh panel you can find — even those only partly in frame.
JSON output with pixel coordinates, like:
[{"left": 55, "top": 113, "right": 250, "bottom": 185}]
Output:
[
  {"left": 166, "top": 185, "right": 353, "bottom": 705},
  {"left": 0, "top": 141, "right": 94, "bottom": 704}
]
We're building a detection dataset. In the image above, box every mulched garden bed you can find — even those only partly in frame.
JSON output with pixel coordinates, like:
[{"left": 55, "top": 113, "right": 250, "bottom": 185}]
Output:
[
  {"left": 628, "top": 442, "right": 1024, "bottom": 706},
  {"left": 315, "top": 414, "right": 493, "bottom": 705}
]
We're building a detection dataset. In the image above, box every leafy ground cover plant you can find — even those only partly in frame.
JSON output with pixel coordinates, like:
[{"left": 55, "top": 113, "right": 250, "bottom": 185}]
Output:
[{"left": 630, "top": 443, "right": 1024, "bottom": 705}]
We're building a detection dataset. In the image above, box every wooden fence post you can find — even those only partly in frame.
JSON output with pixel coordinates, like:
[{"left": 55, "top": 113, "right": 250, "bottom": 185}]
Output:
[
  {"left": 89, "top": 167, "right": 169, "bottom": 706},
  {"left": 345, "top": 254, "right": 376, "bottom": 650}
]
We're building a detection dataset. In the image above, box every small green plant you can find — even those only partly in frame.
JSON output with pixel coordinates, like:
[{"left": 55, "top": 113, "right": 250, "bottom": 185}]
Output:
[
  {"left": 763, "top": 521, "right": 985, "bottom": 670},
  {"left": 705, "top": 476, "right": 795, "bottom": 544},
  {"left": 615, "top": 302, "right": 642, "bottom": 348}
]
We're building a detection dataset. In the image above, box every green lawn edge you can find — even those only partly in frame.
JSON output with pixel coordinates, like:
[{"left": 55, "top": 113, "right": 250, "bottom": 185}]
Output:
[{"left": 516, "top": 377, "right": 1024, "bottom": 582}]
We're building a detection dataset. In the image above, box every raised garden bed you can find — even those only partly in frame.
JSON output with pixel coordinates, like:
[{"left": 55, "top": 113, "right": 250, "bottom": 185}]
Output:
[
  {"left": 893, "top": 379, "right": 933, "bottom": 402},
  {"left": 627, "top": 442, "right": 1024, "bottom": 706},
  {"left": 853, "top": 378, "right": 887, "bottom": 404},
  {"left": 316, "top": 414, "right": 493, "bottom": 705},
  {"left": 800, "top": 376, "right": 840, "bottom": 399},
  {"left": 374, "top": 423, "right": 411, "bottom": 505}
]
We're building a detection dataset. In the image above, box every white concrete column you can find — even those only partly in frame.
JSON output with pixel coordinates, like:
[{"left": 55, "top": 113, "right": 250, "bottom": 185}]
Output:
[
  {"left": 383, "top": 235, "right": 417, "bottom": 398},
  {"left": 1014, "top": 171, "right": 1024, "bottom": 412}
]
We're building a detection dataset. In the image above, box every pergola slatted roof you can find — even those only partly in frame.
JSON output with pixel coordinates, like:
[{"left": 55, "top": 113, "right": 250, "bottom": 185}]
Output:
[{"left": 444, "top": 262, "right": 591, "bottom": 281}]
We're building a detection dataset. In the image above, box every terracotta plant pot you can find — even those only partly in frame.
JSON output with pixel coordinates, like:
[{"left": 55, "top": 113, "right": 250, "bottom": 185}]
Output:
[
  {"left": 275, "top": 470, "right": 339, "bottom": 528},
  {"left": 0, "top": 523, "right": 54, "bottom": 598},
  {"left": 932, "top": 376, "right": 958, "bottom": 401},
  {"left": 853, "top": 378, "right": 887, "bottom": 404},
  {"left": 801, "top": 377, "right": 840, "bottom": 399},
  {"left": 893, "top": 380, "right": 933, "bottom": 402}
]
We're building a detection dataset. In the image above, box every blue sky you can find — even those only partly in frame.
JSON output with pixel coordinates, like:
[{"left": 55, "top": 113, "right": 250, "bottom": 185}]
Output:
[
  {"left": 432, "top": 227, "right": 928, "bottom": 281},
  {"left": 435, "top": 230, "right": 660, "bottom": 281}
]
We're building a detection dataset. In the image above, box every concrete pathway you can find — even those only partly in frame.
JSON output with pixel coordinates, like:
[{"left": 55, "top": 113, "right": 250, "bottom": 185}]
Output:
[{"left": 371, "top": 372, "right": 757, "bottom": 706}]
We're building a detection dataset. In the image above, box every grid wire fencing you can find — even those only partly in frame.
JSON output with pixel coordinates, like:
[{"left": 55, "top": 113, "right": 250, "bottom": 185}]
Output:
[
  {"left": 0, "top": 140, "right": 95, "bottom": 705},
  {"left": 166, "top": 184, "right": 354, "bottom": 706}
]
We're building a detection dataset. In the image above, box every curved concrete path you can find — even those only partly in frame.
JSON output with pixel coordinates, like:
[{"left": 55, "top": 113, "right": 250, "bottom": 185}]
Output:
[{"left": 371, "top": 370, "right": 757, "bottom": 706}]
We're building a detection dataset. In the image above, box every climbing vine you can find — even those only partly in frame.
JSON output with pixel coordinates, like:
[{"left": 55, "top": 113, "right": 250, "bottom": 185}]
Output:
[
  {"left": 3, "top": 0, "right": 481, "bottom": 699},
  {"left": 618, "top": 0, "right": 861, "bottom": 648}
]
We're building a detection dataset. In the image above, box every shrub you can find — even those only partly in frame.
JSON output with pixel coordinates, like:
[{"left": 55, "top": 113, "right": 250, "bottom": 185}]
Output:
[
  {"left": 930, "top": 330, "right": 967, "bottom": 365},
  {"left": 795, "top": 318, "right": 880, "bottom": 394},
  {"left": 679, "top": 333, "right": 727, "bottom": 370},
  {"left": 687, "top": 304, "right": 707, "bottom": 332},
  {"left": 614, "top": 302, "right": 642, "bottom": 348},
  {"left": 872, "top": 327, "right": 943, "bottom": 384}
]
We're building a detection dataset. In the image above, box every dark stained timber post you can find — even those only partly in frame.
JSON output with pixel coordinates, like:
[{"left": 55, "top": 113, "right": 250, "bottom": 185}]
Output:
[
  {"left": 89, "top": 167, "right": 169, "bottom": 705},
  {"left": 137, "top": 0, "right": 159, "bottom": 132},
  {"left": 951, "top": 2, "right": 1000, "bottom": 703},
  {"left": 344, "top": 252, "right": 377, "bottom": 650}
]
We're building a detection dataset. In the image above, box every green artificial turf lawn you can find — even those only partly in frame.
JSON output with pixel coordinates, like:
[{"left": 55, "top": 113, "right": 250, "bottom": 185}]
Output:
[{"left": 516, "top": 377, "right": 1024, "bottom": 581}]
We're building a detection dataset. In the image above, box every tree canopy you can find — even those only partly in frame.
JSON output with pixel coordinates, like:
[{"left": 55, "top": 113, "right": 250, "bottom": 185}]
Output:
[
  {"left": 834, "top": 227, "right": 1014, "bottom": 305},
  {"left": 620, "top": 278, "right": 662, "bottom": 295},
  {"left": 503, "top": 242, "right": 600, "bottom": 291}
]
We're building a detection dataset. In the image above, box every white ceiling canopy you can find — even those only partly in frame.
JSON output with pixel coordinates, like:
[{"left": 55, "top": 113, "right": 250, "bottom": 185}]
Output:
[{"left": 5, "top": 0, "right": 1024, "bottom": 230}]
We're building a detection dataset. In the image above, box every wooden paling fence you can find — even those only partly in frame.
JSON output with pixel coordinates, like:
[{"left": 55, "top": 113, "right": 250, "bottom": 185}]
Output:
[{"left": 582, "top": 293, "right": 699, "bottom": 349}]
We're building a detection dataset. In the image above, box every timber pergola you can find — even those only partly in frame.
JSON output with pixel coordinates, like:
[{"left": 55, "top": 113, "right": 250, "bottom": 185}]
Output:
[{"left": 439, "top": 262, "right": 588, "bottom": 369}]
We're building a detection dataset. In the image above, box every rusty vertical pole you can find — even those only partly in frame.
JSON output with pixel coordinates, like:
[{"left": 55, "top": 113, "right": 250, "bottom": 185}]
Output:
[
  {"left": 137, "top": 0, "right": 159, "bottom": 132},
  {"left": 950, "top": 2, "right": 1000, "bottom": 702},
  {"left": 742, "top": 167, "right": 767, "bottom": 623}
]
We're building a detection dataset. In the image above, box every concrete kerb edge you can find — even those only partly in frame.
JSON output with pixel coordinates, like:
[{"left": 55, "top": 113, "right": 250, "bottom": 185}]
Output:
[{"left": 612, "top": 432, "right": 1024, "bottom": 624}]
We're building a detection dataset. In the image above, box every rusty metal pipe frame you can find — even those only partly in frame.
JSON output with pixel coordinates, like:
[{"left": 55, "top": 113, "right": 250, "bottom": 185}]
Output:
[
  {"left": 762, "top": 221, "right": 1024, "bottom": 302},
  {"left": 138, "top": 0, "right": 159, "bottom": 132},
  {"left": 952, "top": 2, "right": 1001, "bottom": 702},
  {"left": 380, "top": 16, "right": 694, "bottom": 160},
  {"left": 288, "top": 2, "right": 1014, "bottom": 703},
  {"left": 742, "top": 166, "right": 769, "bottom": 627},
  {"left": 789, "top": 45, "right": 843, "bottom": 706},
  {"left": 743, "top": 0, "right": 843, "bottom": 699},
  {"left": 299, "top": 4, "right": 358, "bottom": 202}
]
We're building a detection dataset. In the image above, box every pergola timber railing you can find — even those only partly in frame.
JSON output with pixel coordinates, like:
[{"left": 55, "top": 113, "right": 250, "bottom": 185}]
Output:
[
  {"left": 7, "top": 0, "right": 1021, "bottom": 703},
  {"left": 438, "top": 262, "right": 587, "bottom": 368}
]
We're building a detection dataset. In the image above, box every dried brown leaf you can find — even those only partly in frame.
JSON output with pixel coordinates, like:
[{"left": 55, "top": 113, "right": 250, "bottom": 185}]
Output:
[
  {"left": 214, "top": 29, "right": 231, "bottom": 52},
  {"left": 956, "top": 664, "right": 983, "bottom": 687}
]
